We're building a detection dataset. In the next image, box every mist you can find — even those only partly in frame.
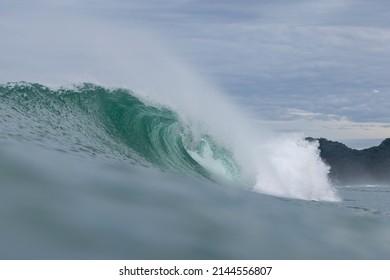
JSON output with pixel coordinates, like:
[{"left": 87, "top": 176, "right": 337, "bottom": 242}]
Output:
[{"left": 0, "top": 6, "right": 339, "bottom": 201}]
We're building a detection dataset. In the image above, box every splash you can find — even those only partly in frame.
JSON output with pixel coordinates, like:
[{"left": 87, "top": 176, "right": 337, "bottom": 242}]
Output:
[{"left": 0, "top": 12, "right": 339, "bottom": 201}]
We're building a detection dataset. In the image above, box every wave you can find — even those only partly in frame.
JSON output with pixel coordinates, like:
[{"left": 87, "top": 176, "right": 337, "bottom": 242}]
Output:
[
  {"left": 0, "top": 82, "right": 240, "bottom": 183},
  {"left": 0, "top": 82, "right": 339, "bottom": 201}
]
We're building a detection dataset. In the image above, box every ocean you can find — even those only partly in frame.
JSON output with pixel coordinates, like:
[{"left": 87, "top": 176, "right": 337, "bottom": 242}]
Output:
[{"left": 1, "top": 82, "right": 390, "bottom": 259}]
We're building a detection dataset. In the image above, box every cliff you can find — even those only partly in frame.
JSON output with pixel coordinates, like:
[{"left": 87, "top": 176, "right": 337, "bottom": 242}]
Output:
[{"left": 306, "top": 138, "right": 390, "bottom": 185}]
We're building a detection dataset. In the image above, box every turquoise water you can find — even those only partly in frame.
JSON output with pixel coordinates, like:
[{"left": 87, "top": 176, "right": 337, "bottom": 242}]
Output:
[
  {"left": 1, "top": 83, "right": 390, "bottom": 259},
  {"left": 0, "top": 83, "right": 240, "bottom": 183}
]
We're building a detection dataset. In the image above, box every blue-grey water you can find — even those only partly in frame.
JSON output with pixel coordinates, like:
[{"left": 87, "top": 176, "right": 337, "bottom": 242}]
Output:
[{"left": 1, "top": 83, "right": 390, "bottom": 259}]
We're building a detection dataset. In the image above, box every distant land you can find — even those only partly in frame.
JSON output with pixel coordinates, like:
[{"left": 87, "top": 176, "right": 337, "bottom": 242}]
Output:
[{"left": 306, "top": 137, "right": 390, "bottom": 185}]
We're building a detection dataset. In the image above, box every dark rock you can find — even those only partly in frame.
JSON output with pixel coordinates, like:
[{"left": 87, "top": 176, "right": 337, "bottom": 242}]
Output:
[{"left": 305, "top": 137, "right": 390, "bottom": 185}]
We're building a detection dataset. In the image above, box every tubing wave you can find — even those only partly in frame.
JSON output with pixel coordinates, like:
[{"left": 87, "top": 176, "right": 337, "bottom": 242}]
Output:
[
  {"left": 0, "top": 82, "right": 241, "bottom": 184},
  {"left": 0, "top": 82, "right": 339, "bottom": 201}
]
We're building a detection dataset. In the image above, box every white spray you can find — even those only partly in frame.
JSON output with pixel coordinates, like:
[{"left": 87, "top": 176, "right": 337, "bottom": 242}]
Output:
[{"left": 0, "top": 10, "right": 339, "bottom": 201}]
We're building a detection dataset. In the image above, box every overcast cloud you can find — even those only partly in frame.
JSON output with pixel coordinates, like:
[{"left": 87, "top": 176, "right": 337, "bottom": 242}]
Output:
[{"left": 1, "top": 0, "right": 390, "bottom": 143}]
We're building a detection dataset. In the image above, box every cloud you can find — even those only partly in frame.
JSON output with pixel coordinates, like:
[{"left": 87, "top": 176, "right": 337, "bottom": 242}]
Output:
[
  {"left": 257, "top": 117, "right": 390, "bottom": 142},
  {"left": 170, "top": 23, "right": 390, "bottom": 124},
  {"left": 1, "top": 0, "right": 390, "bottom": 139}
]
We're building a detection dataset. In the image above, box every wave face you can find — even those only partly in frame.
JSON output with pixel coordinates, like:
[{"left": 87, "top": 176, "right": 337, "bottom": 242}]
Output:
[
  {"left": 0, "top": 82, "right": 338, "bottom": 201},
  {"left": 0, "top": 83, "right": 240, "bottom": 183}
]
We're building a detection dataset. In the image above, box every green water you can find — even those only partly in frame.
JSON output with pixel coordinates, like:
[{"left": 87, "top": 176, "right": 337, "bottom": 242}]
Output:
[{"left": 1, "top": 83, "right": 390, "bottom": 259}]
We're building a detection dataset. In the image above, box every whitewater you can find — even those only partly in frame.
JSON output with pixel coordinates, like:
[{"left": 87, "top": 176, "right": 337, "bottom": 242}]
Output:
[{"left": 1, "top": 13, "right": 390, "bottom": 259}]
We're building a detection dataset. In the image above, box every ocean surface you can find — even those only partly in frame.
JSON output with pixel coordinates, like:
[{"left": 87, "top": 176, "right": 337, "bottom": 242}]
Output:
[{"left": 1, "top": 82, "right": 390, "bottom": 259}]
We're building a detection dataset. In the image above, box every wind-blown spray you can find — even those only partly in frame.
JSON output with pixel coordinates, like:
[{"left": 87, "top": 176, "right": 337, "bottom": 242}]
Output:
[{"left": 0, "top": 13, "right": 339, "bottom": 201}]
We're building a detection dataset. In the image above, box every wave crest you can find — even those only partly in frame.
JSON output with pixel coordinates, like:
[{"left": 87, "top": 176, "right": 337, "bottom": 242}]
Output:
[{"left": 0, "top": 82, "right": 339, "bottom": 201}]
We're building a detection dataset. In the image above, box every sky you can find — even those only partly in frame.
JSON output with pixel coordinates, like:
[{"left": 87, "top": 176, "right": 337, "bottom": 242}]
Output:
[{"left": 1, "top": 0, "right": 390, "bottom": 147}]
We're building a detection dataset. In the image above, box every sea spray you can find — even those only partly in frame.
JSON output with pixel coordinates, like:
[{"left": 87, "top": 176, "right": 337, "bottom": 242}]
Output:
[
  {"left": 0, "top": 14, "right": 339, "bottom": 201},
  {"left": 253, "top": 135, "right": 339, "bottom": 201}
]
